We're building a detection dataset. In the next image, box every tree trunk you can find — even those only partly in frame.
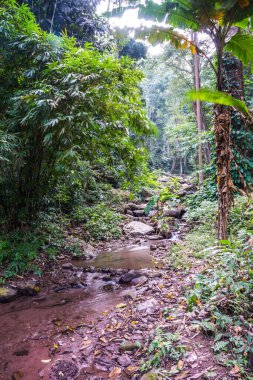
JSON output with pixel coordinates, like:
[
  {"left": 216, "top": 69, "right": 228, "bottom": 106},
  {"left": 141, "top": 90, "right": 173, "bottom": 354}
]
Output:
[
  {"left": 193, "top": 32, "right": 204, "bottom": 185},
  {"left": 214, "top": 105, "right": 233, "bottom": 240},
  {"left": 215, "top": 37, "right": 234, "bottom": 240}
]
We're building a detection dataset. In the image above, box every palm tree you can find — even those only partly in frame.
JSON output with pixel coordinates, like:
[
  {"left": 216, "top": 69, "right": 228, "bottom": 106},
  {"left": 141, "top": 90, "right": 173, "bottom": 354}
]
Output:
[{"left": 123, "top": 0, "right": 253, "bottom": 239}]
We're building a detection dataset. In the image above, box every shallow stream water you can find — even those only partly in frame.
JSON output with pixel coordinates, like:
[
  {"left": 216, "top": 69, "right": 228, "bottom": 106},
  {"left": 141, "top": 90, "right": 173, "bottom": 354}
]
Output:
[{"left": 0, "top": 245, "right": 156, "bottom": 380}]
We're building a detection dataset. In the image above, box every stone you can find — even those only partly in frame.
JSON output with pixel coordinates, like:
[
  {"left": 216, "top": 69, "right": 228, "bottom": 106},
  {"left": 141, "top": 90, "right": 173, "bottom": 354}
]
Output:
[
  {"left": 0, "top": 287, "right": 17, "bottom": 303},
  {"left": 50, "top": 360, "right": 78, "bottom": 380},
  {"left": 117, "top": 355, "right": 132, "bottom": 367},
  {"left": 140, "top": 372, "right": 159, "bottom": 380},
  {"left": 136, "top": 298, "right": 158, "bottom": 311},
  {"left": 62, "top": 262, "right": 74, "bottom": 270},
  {"left": 163, "top": 208, "right": 186, "bottom": 219},
  {"left": 103, "top": 281, "right": 118, "bottom": 291},
  {"left": 148, "top": 235, "right": 162, "bottom": 240},
  {"left": 119, "top": 270, "right": 142, "bottom": 284},
  {"left": 133, "top": 210, "right": 145, "bottom": 217},
  {"left": 130, "top": 276, "right": 147, "bottom": 286},
  {"left": 123, "top": 221, "right": 154, "bottom": 236},
  {"left": 17, "top": 281, "right": 41, "bottom": 296}
]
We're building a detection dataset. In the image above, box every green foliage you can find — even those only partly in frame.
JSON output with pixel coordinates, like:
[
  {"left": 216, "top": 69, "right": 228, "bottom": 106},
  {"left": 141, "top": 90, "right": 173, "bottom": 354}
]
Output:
[
  {"left": 81, "top": 203, "right": 122, "bottom": 241},
  {"left": 186, "top": 88, "right": 250, "bottom": 116},
  {"left": 184, "top": 196, "right": 253, "bottom": 374},
  {"left": 0, "top": 218, "right": 66, "bottom": 281},
  {"left": 0, "top": 1, "right": 155, "bottom": 227},
  {"left": 141, "top": 329, "right": 185, "bottom": 371},
  {"left": 225, "top": 33, "right": 253, "bottom": 72}
]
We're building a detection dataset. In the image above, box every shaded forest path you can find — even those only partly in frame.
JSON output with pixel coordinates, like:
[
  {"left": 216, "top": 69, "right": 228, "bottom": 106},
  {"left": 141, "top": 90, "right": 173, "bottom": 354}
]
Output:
[{"left": 0, "top": 178, "right": 229, "bottom": 380}]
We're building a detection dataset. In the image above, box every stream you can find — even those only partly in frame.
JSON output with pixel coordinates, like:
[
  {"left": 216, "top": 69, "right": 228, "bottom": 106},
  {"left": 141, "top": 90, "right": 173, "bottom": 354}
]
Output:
[{"left": 0, "top": 245, "right": 160, "bottom": 380}]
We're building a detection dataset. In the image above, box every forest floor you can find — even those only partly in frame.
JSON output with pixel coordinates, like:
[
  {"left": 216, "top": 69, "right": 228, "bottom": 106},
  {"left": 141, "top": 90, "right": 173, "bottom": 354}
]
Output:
[{"left": 0, "top": 178, "right": 238, "bottom": 380}]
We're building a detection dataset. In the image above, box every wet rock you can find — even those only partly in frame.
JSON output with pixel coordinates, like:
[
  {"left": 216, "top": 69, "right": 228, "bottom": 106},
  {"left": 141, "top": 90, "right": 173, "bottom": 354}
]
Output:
[
  {"left": 117, "top": 354, "right": 132, "bottom": 367},
  {"left": 123, "top": 221, "right": 154, "bottom": 236},
  {"left": 13, "top": 349, "right": 29, "bottom": 356},
  {"left": 50, "top": 360, "right": 78, "bottom": 380},
  {"left": 148, "top": 235, "right": 162, "bottom": 240},
  {"left": 120, "top": 342, "right": 141, "bottom": 352},
  {"left": 62, "top": 262, "right": 74, "bottom": 270},
  {"left": 11, "top": 371, "right": 24, "bottom": 380},
  {"left": 160, "top": 228, "right": 172, "bottom": 239},
  {"left": 130, "top": 276, "right": 147, "bottom": 286},
  {"left": 119, "top": 270, "right": 142, "bottom": 284},
  {"left": 103, "top": 281, "right": 118, "bottom": 291},
  {"left": 127, "top": 203, "right": 140, "bottom": 210},
  {"left": 0, "top": 287, "right": 17, "bottom": 303},
  {"left": 163, "top": 208, "right": 186, "bottom": 219},
  {"left": 17, "top": 281, "right": 41, "bottom": 296},
  {"left": 133, "top": 210, "right": 145, "bottom": 217},
  {"left": 140, "top": 372, "right": 159, "bottom": 380},
  {"left": 136, "top": 298, "right": 158, "bottom": 311}
]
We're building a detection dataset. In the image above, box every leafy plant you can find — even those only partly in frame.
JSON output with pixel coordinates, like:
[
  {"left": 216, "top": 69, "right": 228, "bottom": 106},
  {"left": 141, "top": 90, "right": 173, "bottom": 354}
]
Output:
[{"left": 141, "top": 329, "right": 186, "bottom": 371}]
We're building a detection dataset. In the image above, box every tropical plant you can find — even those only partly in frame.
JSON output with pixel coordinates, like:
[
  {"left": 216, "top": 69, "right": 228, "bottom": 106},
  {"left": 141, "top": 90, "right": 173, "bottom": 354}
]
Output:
[
  {"left": 17, "top": 0, "right": 108, "bottom": 47},
  {"left": 0, "top": 0, "right": 156, "bottom": 227}
]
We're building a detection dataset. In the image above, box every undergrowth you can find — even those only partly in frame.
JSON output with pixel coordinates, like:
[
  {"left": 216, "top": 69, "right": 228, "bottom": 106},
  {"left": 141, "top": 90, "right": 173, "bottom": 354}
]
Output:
[{"left": 182, "top": 195, "right": 253, "bottom": 378}]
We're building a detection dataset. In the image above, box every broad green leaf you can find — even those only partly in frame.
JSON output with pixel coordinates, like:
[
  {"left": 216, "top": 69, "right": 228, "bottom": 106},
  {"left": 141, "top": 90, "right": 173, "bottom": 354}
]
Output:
[
  {"left": 225, "top": 33, "right": 253, "bottom": 72},
  {"left": 186, "top": 88, "right": 250, "bottom": 115}
]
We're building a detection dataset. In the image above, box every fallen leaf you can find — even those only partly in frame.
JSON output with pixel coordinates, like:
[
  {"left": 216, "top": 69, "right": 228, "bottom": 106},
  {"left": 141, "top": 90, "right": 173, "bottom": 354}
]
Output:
[
  {"left": 230, "top": 364, "right": 241, "bottom": 376},
  {"left": 100, "top": 337, "right": 108, "bottom": 343},
  {"left": 131, "top": 321, "right": 138, "bottom": 325},
  {"left": 109, "top": 367, "right": 122, "bottom": 378},
  {"left": 94, "top": 350, "right": 101, "bottom": 356},
  {"left": 177, "top": 360, "right": 184, "bottom": 370},
  {"left": 125, "top": 365, "right": 139, "bottom": 375},
  {"left": 175, "top": 371, "right": 189, "bottom": 379},
  {"left": 116, "top": 303, "right": 127, "bottom": 309},
  {"left": 80, "top": 340, "right": 92, "bottom": 350}
]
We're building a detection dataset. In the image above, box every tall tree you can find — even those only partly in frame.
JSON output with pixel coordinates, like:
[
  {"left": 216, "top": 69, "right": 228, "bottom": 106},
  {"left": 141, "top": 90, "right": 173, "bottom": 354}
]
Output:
[
  {"left": 130, "top": 0, "right": 253, "bottom": 239},
  {"left": 17, "top": 0, "right": 107, "bottom": 46}
]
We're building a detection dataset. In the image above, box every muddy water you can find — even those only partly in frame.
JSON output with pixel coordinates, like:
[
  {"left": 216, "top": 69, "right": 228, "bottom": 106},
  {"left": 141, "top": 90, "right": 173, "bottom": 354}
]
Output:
[
  {"left": 0, "top": 245, "right": 156, "bottom": 380},
  {"left": 72, "top": 245, "right": 158, "bottom": 270}
]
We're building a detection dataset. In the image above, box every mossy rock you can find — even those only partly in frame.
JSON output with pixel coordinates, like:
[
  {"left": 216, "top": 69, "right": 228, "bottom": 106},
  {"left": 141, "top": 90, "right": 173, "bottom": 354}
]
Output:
[
  {"left": 0, "top": 287, "right": 17, "bottom": 303},
  {"left": 140, "top": 373, "right": 159, "bottom": 380}
]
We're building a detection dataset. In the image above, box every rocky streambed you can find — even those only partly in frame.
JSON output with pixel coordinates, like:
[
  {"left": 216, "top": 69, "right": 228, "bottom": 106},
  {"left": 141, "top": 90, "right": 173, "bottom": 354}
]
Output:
[{"left": 0, "top": 177, "right": 227, "bottom": 380}]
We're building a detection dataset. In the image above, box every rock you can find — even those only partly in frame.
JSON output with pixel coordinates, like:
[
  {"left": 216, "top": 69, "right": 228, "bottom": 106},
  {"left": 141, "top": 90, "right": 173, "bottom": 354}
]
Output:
[
  {"left": 62, "top": 262, "right": 74, "bottom": 270},
  {"left": 150, "top": 245, "right": 157, "bottom": 251},
  {"left": 0, "top": 287, "right": 17, "bottom": 303},
  {"left": 130, "top": 276, "right": 147, "bottom": 286},
  {"left": 11, "top": 371, "right": 24, "bottom": 380},
  {"left": 133, "top": 210, "right": 145, "bottom": 217},
  {"left": 117, "top": 355, "right": 132, "bottom": 367},
  {"left": 103, "top": 281, "right": 118, "bottom": 291},
  {"left": 126, "top": 210, "right": 133, "bottom": 216},
  {"left": 123, "top": 221, "right": 154, "bottom": 236},
  {"left": 148, "top": 235, "right": 162, "bottom": 240},
  {"left": 120, "top": 342, "right": 141, "bottom": 352},
  {"left": 163, "top": 208, "right": 186, "bottom": 219},
  {"left": 119, "top": 270, "right": 142, "bottom": 284},
  {"left": 50, "top": 360, "right": 78, "bottom": 380},
  {"left": 160, "top": 229, "right": 172, "bottom": 239},
  {"left": 140, "top": 372, "right": 159, "bottom": 380},
  {"left": 136, "top": 298, "right": 158, "bottom": 311}
]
